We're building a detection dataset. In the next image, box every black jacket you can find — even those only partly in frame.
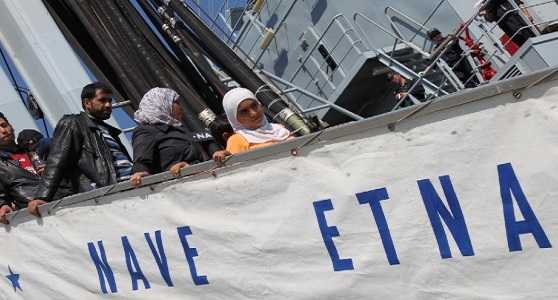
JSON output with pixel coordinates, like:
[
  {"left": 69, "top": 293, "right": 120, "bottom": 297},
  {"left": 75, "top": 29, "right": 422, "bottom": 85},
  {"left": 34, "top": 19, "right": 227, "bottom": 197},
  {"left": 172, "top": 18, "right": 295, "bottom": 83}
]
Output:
[
  {"left": 485, "top": 0, "right": 534, "bottom": 47},
  {"left": 132, "top": 123, "right": 210, "bottom": 174},
  {"left": 0, "top": 150, "right": 46, "bottom": 209},
  {"left": 37, "top": 112, "right": 131, "bottom": 200}
]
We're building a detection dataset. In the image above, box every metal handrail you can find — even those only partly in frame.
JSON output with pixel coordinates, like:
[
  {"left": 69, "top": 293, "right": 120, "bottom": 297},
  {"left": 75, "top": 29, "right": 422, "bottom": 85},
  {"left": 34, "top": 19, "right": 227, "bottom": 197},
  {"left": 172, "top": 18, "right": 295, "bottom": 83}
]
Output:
[
  {"left": 353, "top": 12, "right": 453, "bottom": 96},
  {"left": 385, "top": 2, "right": 485, "bottom": 110},
  {"left": 260, "top": 70, "right": 365, "bottom": 121},
  {"left": 409, "top": 0, "right": 447, "bottom": 43},
  {"left": 374, "top": 50, "right": 450, "bottom": 96},
  {"left": 397, "top": 0, "right": 557, "bottom": 97},
  {"left": 288, "top": 14, "right": 360, "bottom": 82},
  {"left": 384, "top": 6, "right": 433, "bottom": 46},
  {"left": 252, "top": 0, "right": 299, "bottom": 68},
  {"left": 462, "top": 0, "right": 553, "bottom": 57},
  {"left": 353, "top": 12, "right": 432, "bottom": 58},
  {"left": 461, "top": 17, "right": 558, "bottom": 87},
  {"left": 486, "top": 0, "right": 552, "bottom": 35},
  {"left": 384, "top": 4, "right": 471, "bottom": 89}
]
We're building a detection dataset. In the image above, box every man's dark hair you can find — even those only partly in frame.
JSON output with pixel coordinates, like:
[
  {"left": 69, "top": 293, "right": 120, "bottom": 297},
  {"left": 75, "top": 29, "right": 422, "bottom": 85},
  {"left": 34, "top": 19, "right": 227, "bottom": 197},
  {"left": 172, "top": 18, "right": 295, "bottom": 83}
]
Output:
[
  {"left": 81, "top": 82, "right": 112, "bottom": 101},
  {"left": 427, "top": 28, "right": 442, "bottom": 41},
  {"left": 0, "top": 112, "right": 5, "bottom": 121}
]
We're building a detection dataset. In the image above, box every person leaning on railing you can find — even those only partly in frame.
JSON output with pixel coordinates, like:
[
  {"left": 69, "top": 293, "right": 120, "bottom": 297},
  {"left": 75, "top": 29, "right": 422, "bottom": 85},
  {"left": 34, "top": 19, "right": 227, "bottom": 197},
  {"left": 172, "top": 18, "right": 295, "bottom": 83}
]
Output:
[
  {"left": 386, "top": 72, "right": 426, "bottom": 108},
  {"left": 36, "top": 82, "right": 133, "bottom": 204},
  {"left": 427, "top": 28, "right": 479, "bottom": 88},
  {"left": 129, "top": 88, "right": 223, "bottom": 187},
  {"left": 212, "top": 87, "right": 293, "bottom": 157},
  {"left": 0, "top": 113, "right": 50, "bottom": 222},
  {"left": 482, "top": 0, "right": 535, "bottom": 47}
]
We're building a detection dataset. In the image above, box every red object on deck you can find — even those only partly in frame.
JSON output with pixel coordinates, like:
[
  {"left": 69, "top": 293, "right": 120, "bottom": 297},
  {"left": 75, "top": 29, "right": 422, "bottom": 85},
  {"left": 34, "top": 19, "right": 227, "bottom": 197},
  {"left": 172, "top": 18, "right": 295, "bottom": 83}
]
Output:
[
  {"left": 459, "top": 24, "right": 497, "bottom": 80},
  {"left": 500, "top": 34, "right": 520, "bottom": 55}
]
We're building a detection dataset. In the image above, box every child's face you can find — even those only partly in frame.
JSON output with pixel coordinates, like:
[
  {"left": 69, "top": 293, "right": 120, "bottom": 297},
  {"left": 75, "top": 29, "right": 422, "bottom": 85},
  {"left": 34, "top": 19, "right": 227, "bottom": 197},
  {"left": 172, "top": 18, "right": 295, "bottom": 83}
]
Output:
[{"left": 237, "top": 99, "right": 264, "bottom": 130}]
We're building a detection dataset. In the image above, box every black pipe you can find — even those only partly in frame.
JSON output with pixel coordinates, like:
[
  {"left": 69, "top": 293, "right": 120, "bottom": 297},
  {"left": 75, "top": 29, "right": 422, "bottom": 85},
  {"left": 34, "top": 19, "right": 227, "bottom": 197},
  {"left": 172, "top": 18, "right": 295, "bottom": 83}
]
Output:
[
  {"left": 69, "top": 0, "right": 148, "bottom": 102},
  {"left": 135, "top": 0, "right": 225, "bottom": 114},
  {"left": 156, "top": 5, "right": 229, "bottom": 98},
  {"left": 91, "top": 0, "right": 159, "bottom": 87},
  {"left": 157, "top": 0, "right": 311, "bottom": 134},
  {"left": 113, "top": 0, "right": 217, "bottom": 131},
  {"left": 43, "top": 0, "right": 135, "bottom": 112}
]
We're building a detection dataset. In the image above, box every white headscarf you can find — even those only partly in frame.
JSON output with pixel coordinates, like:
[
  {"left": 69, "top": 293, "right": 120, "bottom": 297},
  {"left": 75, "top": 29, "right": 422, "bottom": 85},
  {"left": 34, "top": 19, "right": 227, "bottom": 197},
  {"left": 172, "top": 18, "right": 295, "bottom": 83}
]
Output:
[
  {"left": 134, "top": 87, "right": 182, "bottom": 127},
  {"left": 223, "top": 87, "right": 290, "bottom": 144}
]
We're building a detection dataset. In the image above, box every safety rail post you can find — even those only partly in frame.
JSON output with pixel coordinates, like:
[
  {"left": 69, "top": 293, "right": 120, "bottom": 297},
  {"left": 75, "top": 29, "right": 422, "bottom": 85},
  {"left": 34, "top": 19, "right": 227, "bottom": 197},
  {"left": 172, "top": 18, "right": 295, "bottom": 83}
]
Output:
[
  {"left": 384, "top": 2, "right": 487, "bottom": 110},
  {"left": 353, "top": 12, "right": 451, "bottom": 96},
  {"left": 252, "top": 0, "right": 299, "bottom": 68}
]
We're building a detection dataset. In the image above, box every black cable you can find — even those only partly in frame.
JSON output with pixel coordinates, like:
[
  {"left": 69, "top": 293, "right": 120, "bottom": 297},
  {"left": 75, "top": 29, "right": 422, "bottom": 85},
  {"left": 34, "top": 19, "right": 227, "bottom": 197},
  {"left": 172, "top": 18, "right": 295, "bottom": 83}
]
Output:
[
  {"left": 41, "top": 118, "right": 50, "bottom": 138},
  {"left": 136, "top": 0, "right": 226, "bottom": 113},
  {"left": 0, "top": 46, "right": 27, "bottom": 107},
  {"left": 157, "top": 0, "right": 311, "bottom": 134},
  {"left": 0, "top": 44, "right": 52, "bottom": 137}
]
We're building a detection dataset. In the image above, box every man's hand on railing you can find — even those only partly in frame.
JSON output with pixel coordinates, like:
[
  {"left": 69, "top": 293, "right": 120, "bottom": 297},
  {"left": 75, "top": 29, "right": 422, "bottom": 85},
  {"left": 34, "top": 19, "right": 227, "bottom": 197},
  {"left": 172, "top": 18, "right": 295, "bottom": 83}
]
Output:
[
  {"left": 170, "top": 162, "right": 190, "bottom": 177},
  {"left": 27, "top": 199, "right": 47, "bottom": 218},
  {"left": 0, "top": 204, "right": 13, "bottom": 224},
  {"left": 130, "top": 171, "right": 150, "bottom": 187},
  {"left": 212, "top": 150, "right": 231, "bottom": 165}
]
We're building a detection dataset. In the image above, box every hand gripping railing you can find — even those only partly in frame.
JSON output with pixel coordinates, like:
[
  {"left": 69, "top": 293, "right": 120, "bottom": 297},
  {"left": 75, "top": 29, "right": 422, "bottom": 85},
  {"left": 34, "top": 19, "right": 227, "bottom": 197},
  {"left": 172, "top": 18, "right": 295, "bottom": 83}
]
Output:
[
  {"left": 380, "top": 3, "right": 483, "bottom": 110},
  {"left": 458, "top": 0, "right": 558, "bottom": 86},
  {"left": 353, "top": 12, "right": 452, "bottom": 99},
  {"left": 384, "top": 5, "right": 436, "bottom": 50},
  {"left": 353, "top": 12, "right": 431, "bottom": 59},
  {"left": 288, "top": 14, "right": 365, "bottom": 83},
  {"left": 460, "top": 0, "right": 556, "bottom": 81}
]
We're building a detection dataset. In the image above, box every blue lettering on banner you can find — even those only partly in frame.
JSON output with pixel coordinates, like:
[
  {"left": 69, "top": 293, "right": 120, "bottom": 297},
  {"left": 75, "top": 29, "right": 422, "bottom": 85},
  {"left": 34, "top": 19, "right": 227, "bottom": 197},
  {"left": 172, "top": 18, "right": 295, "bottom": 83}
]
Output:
[
  {"left": 145, "top": 231, "right": 174, "bottom": 287},
  {"left": 355, "top": 188, "right": 400, "bottom": 265},
  {"left": 418, "top": 176, "right": 475, "bottom": 259},
  {"left": 122, "top": 236, "right": 151, "bottom": 291},
  {"left": 88, "top": 241, "right": 118, "bottom": 294},
  {"left": 313, "top": 199, "right": 355, "bottom": 271},
  {"left": 177, "top": 226, "right": 209, "bottom": 285},
  {"left": 81, "top": 162, "right": 553, "bottom": 283},
  {"left": 498, "top": 163, "right": 552, "bottom": 252}
]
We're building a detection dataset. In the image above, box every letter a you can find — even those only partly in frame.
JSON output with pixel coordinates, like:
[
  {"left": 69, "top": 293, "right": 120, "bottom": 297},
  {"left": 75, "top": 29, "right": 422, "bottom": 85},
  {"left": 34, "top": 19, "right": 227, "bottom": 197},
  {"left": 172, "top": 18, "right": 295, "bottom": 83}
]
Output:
[{"left": 498, "top": 163, "right": 552, "bottom": 252}]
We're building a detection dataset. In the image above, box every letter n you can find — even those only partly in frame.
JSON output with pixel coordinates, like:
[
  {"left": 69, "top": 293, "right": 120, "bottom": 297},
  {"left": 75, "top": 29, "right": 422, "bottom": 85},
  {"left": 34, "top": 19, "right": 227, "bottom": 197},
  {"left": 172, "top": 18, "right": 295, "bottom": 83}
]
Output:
[
  {"left": 418, "top": 176, "right": 474, "bottom": 259},
  {"left": 88, "top": 241, "right": 118, "bottom": 294}
]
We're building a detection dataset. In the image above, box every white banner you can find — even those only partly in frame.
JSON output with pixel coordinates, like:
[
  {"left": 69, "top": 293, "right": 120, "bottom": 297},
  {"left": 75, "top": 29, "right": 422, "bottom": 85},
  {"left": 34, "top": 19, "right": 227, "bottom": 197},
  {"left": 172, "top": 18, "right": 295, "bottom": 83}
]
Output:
[{"left": 1, "top": 84, "right": 558, "bottom": 299}]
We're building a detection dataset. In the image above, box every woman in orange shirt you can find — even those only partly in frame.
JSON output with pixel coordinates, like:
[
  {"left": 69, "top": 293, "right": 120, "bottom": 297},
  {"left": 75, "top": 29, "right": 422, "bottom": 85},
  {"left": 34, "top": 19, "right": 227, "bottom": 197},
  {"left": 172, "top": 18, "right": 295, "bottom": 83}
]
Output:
[{"left": 216, "top": 87, "right": 292, "bottom": 156}]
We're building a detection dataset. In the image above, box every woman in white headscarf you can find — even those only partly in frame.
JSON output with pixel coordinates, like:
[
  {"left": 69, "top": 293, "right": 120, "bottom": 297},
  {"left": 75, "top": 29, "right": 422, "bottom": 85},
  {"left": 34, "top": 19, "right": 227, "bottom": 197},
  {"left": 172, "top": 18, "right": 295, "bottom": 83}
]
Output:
[
  {"left": 220, "top": 87, "right": 292, "bottom": 154},
  {"left": 130, "top": 87, "right": 208, "bottom": 186}
]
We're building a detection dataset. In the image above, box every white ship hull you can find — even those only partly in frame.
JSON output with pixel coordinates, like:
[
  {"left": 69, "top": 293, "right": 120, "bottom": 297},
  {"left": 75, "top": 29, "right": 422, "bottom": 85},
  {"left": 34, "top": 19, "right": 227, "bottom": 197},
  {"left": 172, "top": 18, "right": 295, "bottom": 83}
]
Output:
[{"left": 1, "top": 68, "right": 557, "bottom": 299}]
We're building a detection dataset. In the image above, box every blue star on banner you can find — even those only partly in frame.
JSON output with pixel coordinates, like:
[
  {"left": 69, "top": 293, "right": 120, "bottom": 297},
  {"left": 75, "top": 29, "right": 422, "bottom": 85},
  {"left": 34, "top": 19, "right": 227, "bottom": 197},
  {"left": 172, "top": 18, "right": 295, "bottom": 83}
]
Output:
[{"left": 6, "top": 266, "right": 22, "bottom": 292}]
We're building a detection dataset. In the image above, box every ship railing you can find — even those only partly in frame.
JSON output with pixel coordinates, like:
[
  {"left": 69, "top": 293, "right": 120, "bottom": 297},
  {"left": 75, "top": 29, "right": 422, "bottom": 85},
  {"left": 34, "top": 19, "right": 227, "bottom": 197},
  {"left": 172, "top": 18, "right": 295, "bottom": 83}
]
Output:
[
  {"left": 371, "top": 2, "right": 484, "bottom": 110},
  {"left": 181, "top": 0, "right": 258, "bottom": 65},
  {"left": 384, "top": 3, "right": 472, "bottom": 90},
  {"left": 289, "top": 14, "right": 364, "bottom": 83},
  {"left": 6, "top": 67, "right": 558, "bottom": 225},
  {"left": 376, "top": 0, "right": 558, "bottom": 109},
  {"left": 226, "top": 0, "right": 302, "bottom": 67},
  {"left": 457, "top": 0, "right": 557, "bottom": 86},
  {"left": 459, "top": 0, "right": 558, "bottom": 86},
  {"left": 353, "top": 12, "right": 453, "bottom": 104},
  {"left": 259, "top": 69, "right": 365, "bottom": 121},
  {"left": 275, "top": 14, "right": 371, "bottom": 119},
  {"left": 182, "top": 1, "right": 369, "bottom": 121},
  {"left": 384, "top": 3, "right": 445, "bottom": 52}
]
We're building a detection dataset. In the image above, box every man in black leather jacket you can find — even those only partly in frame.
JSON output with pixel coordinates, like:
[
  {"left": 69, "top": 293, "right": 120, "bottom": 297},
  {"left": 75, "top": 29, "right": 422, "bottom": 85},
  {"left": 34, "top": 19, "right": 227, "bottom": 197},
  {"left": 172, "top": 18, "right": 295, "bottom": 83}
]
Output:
[
  {"left": 0, "top": 113, "right": 46, "bottom": 223},
  {"left": 36, "top": 82, "right": 132, "bottom": 202}
]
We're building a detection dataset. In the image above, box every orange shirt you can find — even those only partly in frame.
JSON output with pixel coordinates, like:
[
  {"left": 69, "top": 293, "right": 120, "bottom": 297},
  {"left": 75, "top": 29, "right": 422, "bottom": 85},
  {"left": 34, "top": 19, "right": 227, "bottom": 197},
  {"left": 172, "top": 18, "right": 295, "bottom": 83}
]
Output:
[{"left": 226, "top": 133, "right": 281, "bottom": 154}]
